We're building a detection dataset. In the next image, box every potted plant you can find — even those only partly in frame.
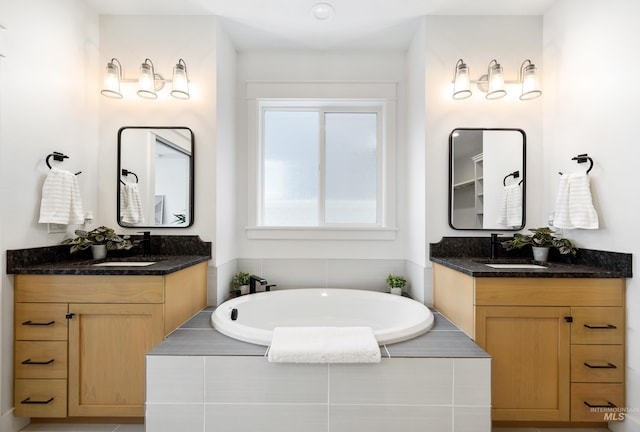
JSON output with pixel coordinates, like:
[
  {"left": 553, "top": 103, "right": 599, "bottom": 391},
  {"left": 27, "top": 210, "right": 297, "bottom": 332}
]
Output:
[
  {"left": 501, "top": 226, "right": 577, "bottom": 262},
  {"left": 232, "top": 272, "right": 251, "bottom": 295},
  {"left": 386, "top": 274, "right": 407, "bottom": 295},
  {"left": 62, "top": 226, "right": 138, "bottom": 259}
]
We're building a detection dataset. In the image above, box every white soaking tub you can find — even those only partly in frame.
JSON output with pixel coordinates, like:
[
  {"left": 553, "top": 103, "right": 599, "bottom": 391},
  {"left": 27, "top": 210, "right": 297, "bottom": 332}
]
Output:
[{"left": 211, "top": 288, "right": 434, "bottom": 346}]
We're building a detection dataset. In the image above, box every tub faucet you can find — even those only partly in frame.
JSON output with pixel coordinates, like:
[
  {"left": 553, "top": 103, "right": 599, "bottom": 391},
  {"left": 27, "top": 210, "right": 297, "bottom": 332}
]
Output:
[
  {"left": 490, "top": 233, "right": 501, "bottom": 259},
  {"left": 249, "top": 275, "right": 268, "bottom": 294}
]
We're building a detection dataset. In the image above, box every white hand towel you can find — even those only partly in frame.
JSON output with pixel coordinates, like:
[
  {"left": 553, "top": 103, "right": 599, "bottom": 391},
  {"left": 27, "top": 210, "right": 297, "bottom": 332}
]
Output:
[
  {"left": 268, "top": 326, "right": 381, "bottom": 364},
  {"left": 567, "top": 172, "right": 598, "bottom": 229},
  {"left": 553, "top": 172, "right": 598, "bottom": 229},
  {"left": 120, "top": 182, "right": 144, "bottom": 225},
  {"left": 38, "top": 167, "right": 84, "bottom": 224},
  {"left": 496, "top": 184, "right": 523, "bottom": 228}
]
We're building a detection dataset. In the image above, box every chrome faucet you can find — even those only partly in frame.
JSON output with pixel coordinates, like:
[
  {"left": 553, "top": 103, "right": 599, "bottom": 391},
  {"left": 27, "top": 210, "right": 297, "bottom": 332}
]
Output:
[{"left": 249, "top": 275, "right": 268, "bottom": 294}]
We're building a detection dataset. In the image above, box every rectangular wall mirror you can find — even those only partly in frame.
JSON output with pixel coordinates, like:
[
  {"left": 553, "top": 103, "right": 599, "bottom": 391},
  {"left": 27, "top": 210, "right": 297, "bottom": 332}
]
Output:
[
  {"left": 117, "top": 126, "right": 194, "bottom": 228},
  {"left": 449, "top": 128, "right": 526, "bottom": 230}
]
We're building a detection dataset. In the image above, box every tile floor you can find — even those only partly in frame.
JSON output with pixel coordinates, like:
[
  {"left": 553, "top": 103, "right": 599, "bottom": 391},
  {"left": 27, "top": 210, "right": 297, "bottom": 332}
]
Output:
[{"left": 16, "top": 423, "right": 612, "bottom": 432}]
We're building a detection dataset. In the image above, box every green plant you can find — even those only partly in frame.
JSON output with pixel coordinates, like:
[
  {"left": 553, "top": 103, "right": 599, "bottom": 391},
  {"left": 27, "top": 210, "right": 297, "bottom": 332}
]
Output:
[
  {"left": 232, "top": 272, "right": 251, "bottom": 289},
  {"left": 386, "top": 274, "right": 407, "bottom": 288},
  {"left": 501, "top": 227, "right": 578, "bottom": 256},
  {"left": 62, "top": 226, "right": 138, "bottom": 254}
]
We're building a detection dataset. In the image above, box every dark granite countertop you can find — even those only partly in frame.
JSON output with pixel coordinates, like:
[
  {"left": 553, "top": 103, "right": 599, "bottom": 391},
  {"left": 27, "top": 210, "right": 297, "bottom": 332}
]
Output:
[
  {"left": 7, "top": 235, "right": 212, "bottom": 276},
  {"left": 429, "top": 236, "right": 632, "bottom": 278},
  {"left": 430, "top": 256, "right": 627, "bottom": 278},
  {"left": 8, "top": 255, "right": 210, "bottom": 276}
]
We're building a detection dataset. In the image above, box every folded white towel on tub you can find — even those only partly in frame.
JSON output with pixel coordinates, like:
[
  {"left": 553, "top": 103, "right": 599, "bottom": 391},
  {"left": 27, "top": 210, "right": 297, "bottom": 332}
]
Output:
[{"left": 268, "top": 326, "right": 381, "bottom": 364}]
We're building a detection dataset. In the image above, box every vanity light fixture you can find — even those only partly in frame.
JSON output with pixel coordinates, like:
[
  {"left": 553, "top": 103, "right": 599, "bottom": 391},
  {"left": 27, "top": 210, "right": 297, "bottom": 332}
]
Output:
[
  {"left": 451, "top": 58, "right": 542, "bottom": 101},
  {"left": 101, "top": 58, "right": 123, "bottom": 99},
  {"left": 486, "top": 59, "right": 506, "bottom": 100},
  {"left": 170, "top": 59, "right": 190, "bottom": 99},
  {"left": 100, "top": 57, "right": 190, "bottom": 100},
  {"left": 452, "top": 59, "right": 472, "bottom": 100},
  {"left": 519, "top": 59, "right": 542, "bottom": 100}
]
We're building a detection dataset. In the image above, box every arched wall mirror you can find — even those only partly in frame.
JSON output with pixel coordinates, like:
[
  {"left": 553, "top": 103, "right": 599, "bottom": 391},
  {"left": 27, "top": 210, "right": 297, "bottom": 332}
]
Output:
[
  {"left": 449, "top": 128, "right": 526, "bottom": 230},
  {"left": 117, "top": 126, "right": 194, "bottom": 228}
]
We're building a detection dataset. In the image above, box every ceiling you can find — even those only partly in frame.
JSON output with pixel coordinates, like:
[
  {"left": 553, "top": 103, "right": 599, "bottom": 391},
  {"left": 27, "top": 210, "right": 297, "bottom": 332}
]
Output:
[{"left": 85, "top": 0, "right": 558, "bottom": 50}]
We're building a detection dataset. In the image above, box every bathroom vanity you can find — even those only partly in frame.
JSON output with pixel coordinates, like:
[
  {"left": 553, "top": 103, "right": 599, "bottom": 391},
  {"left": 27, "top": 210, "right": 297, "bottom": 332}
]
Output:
[
  {"left": 430, "top": 237, "right": 631, "bottom": 427},
  {"left": 8, "top": 238, "right": 211, "bottom": 420}
]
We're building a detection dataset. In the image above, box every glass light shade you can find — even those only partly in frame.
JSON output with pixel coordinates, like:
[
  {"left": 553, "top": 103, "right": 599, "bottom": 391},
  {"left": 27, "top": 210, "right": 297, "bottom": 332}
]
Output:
[
  {"left": 520, "top": 62, "right": 542, "bottom": 100},
  {"left": 101, "top": 61, "right": 122, "bottom": 99},
  {"left": 137, "top": 61, "right": 158, "bottom": 99},
  {"left": 486, "top": 60, "right": 506, "bottom": 100},
  {"left": 452, "top": 60, "right": 472, "bottom": 100},
  {"left": 170, "top": 61, "right": 190, "bottom": 99}
]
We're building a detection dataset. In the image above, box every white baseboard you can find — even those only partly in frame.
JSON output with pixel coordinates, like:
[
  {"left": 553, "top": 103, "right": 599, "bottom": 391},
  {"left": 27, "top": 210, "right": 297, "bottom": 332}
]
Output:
[{"left": 0, "top": 408, "right": 29, "bottom": 432}]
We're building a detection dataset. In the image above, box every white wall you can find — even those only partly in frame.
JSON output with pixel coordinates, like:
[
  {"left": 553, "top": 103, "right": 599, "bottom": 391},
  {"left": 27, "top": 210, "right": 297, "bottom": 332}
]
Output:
[
  {"left": 0, "top": 1, "right": 99, "bottom": 429},
  {"left": 422, "top": 15, "right": 543, "bottom": 304},
  {"left": 543, "top": 1, "right": 640, "bottom": 429}
]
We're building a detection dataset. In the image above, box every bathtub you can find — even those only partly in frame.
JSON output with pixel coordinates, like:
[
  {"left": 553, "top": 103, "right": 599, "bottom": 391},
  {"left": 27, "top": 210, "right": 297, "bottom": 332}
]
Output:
[{"left": 211, "top": 288, "right": 434, "bottom": 346}]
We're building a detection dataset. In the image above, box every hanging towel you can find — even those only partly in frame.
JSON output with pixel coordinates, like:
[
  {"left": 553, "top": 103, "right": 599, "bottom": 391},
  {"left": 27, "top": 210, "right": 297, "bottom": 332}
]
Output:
[
  {"left": 553, "top": 172, "right": 599, "bottom": 229},
  {"left": 120, "top": 182, "right": 145, "bottom": 225},
  {"left": 268, "top": 326, "right": 381, "bottom": 364},
  {"left": 38, "top": 167, "right": 84, "bottom": 225},
  {"left": 496, "top": 184, "right": 523, "bottom": 228}
]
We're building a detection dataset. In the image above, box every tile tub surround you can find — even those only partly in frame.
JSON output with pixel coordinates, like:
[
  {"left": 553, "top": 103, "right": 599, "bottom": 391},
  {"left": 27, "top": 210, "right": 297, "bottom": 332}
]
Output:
[
  {"left": 146, "top": 309, "right": 491, "bottom": 432},
  {"left": 430, "top": 237, "right": 632, "bottom": 278}
]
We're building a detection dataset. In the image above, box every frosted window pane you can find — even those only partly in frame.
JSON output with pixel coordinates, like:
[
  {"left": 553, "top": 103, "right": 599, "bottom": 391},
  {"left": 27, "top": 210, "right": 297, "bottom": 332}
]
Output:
[
  {"left": 325, "top": 113, "right": 378, "bottom": 224},
  {"left": 263, "top": 111, "right": 319, "bottom": 226}
]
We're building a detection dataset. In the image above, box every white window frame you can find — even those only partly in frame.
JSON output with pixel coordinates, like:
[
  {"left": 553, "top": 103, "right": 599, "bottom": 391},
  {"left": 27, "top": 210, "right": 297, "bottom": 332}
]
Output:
[{"left": 246, "top": 82, "right": 398, "bottom": 240}]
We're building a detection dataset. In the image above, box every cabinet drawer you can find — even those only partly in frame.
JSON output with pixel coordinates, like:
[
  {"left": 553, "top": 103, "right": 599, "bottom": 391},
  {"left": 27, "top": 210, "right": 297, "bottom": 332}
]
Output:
[
  {"left": 571, "top": 383, "right": 624, "bottom": 422},
  {"left": 14, "top": 378, "right": 67, "bottom": 418},
  {"left": 15, "top": 303, "right": 68, "bottom": 341},
  {"left": 571, "top": 345, "right": 623, "bottom": 383},
  {"left": 571, "top": 307, "right": 623, "bottom": 344},
  {"left": 15, "top": 341, "right": 67, "bottom": 379}
]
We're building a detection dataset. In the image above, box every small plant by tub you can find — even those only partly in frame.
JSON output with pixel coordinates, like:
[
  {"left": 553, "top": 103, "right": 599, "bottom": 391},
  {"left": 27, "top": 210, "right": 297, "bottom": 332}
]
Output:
[
  {"left": 386, "top": 274, "right": 407, "bottom": 295},
  {"left": 501, "top": 226, "right": 577, "bottom": 262},
  {"left": 231, "top": 272, "right": 251, "bottom": 296}
]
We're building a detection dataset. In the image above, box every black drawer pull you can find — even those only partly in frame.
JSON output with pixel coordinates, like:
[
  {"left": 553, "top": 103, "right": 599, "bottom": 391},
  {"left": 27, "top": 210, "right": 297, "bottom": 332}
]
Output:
[
  {"left": 22, "top": 320, "right": 55, "bottom": 326},
  {"left": 21, "top": 358, "right": 55, "bottom": 365},
  {"left": 584, "top": 361, "right": 617, "bottom": 369},
  {"left": 21, "top": 397, "right": 54, "bottom": 405},
  {"left": 583, "top": 324, "right": 617, "bottom": 329},
  {"left": 584, "top": 400, "right": 617, "bottom": 409}
]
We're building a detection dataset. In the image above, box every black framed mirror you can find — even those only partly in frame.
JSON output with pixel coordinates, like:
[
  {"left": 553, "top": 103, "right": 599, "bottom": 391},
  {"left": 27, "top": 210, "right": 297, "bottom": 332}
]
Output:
[
  {"left": 117, "top": 126, "right": 194, "bottom": 228},
  {"left": 449, "top": 128, "right": 526, "bottom": 230}
]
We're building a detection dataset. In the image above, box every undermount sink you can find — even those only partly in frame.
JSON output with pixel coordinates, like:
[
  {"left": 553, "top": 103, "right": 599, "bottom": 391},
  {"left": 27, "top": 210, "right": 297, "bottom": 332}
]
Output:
[
  {"left": 485, "top": 263, "right": 547, "bottom": 269},
  {"left": 92, "top": 261, "right": 156, "bottom": 267}
]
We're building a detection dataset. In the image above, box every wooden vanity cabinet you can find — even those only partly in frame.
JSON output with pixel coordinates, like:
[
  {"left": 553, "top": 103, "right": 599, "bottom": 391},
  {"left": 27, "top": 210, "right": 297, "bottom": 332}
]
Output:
[
  {"left": 14, "top": 262, "right": 207, "bottom": 419},
  {"left": 433, "top": 263, "right": 625, "bottom": 425}
]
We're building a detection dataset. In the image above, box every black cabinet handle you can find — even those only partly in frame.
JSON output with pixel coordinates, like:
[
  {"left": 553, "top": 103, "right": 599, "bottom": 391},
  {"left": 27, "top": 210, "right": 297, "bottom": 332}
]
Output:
[
  {"left": 584, "top": 400, "right": 616, "bottom": 409},
  {"left": 21, "top": 358, "right": 55, "bottom": 365},
  {"left": 583, "top": 323, "right": 617, "bottom": 329},
  {"left": 584, "top": 361, "right": 617, "bottom": 369},
  {"left": 65, "top": 313, "right": 75, "bottom": 319},
  {"left": 21, "top": 397, "right": 54, "bottom": 405},
  {"left": 22, "top": 320, "right": 55, "bottom": 326}
]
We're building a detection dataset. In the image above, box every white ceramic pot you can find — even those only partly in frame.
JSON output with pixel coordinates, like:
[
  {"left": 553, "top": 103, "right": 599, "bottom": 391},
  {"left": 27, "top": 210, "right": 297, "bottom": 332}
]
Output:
[
  {"left": 390, "top": 286, "right": 403, "bottom": 295},
  {"left": 91, "top": 244, "right": 107, "bottom": 260},
  {"left": 532, "top": 246, "right": 550, "bottom": 262},
  {"left": 240, "top": 285, "right": 249, "bottom": 295}
]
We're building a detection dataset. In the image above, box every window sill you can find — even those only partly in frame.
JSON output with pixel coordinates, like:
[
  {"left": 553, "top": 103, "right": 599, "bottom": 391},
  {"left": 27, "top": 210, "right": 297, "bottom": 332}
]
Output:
[{"left": 245, "top": 226, "right": 398, "bottom": 241}]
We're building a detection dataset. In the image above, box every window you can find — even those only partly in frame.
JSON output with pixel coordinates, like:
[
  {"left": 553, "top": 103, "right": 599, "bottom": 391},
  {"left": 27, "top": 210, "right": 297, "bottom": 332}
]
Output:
[
  {"left": 246, "top": 82, "right": 397, "bottom": 240},
  {"left": 261, "top": 108, "right": 380, "bottom": 227}
]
